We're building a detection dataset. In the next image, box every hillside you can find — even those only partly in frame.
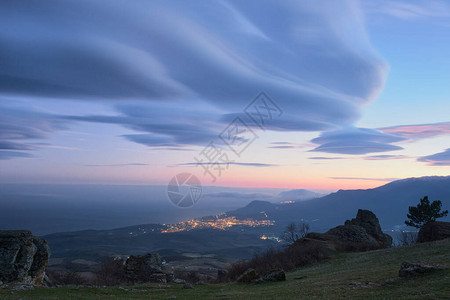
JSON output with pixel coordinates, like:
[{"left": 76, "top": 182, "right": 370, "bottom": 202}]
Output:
[
  {"left": 42, "top": 176, "right": 450, "bottom": 265},
  {"left": 2, "top": 238, "right": 449, "bottom": 299},
  {"left": 229, "top": 176, "right": 450, "bottom": 232}
]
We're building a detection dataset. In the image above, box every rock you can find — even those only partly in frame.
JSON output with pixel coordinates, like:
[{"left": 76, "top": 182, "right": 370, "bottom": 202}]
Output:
[
  {"left": 347, "top": 281, "right": 378, "bottom": 288},
  {"left": 344, "top": 209, "right": 393, "bottom": 247},
  {"left": 173, "top": 278, "right": 186, "bottom": 284},
  {"left": 305, "top": 209, "right": 392, "bottom": 251},
  {"left": 327, "top": 224, "right": 379, "bottom": 248},
  {"left": 262, "top": 269, "right": 286, "bottom": 282},
  {"left": 0, "top": 230, "right": 50, "bottom": 287},
  {"left": 183, "top": 283, "right": 194, "bottom": 289},
  {"left": 398, "top": 262, "right": 441, "bottom": 278},
  {"left": 149, "top": 272, "right": 167, "bottom": 283},
  {"left": 217, "top": 269, "right": 228, "bottom": 282},
  {"left": 251, "top": 277, "right": 264, "bottom": 284},
  {"left": 124, "top": 253, "right": 164, "bottom": 283},
  {"left": 165, "top": 272, "right": 174, "bottom": 283},
  {"left": 11, "top": 283, "right": 34, "bottom": 291},
  {"left": 417, "top": 221, "right": 450, "bottom": 243},
  {"left": 384, "top": 277, "right": 400, "bottom": 284},
  {"left": 236, "top": 268, "right": 258, "bottom": 283},
  {"left": 42, "top": 274, "right": 54, "bottom": 288}
]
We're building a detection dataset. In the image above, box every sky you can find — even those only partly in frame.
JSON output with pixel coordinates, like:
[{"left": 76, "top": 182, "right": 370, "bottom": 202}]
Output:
[{"left": 0, "top": 0, "right": 449, "bottom": 190}]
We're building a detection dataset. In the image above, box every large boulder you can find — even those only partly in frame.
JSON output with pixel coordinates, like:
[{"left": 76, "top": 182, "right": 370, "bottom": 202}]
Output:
[
  {"left": 124, "top": 253, "right": 172, "bottom": 283},
  {"left": 345, "top": 209, "right": 393, "bottom": 248},
  {"left": 305, "top": 209, "right": 392, "bottom": 251},
  {"left": 0, "top": 230, "right": 50, "bottom": 287},
  {"left": 417, "top": 221, "right": 450, "bottom": 243},
  {"left": 326, "top": 224, "right": 379, "bottom": 249}
]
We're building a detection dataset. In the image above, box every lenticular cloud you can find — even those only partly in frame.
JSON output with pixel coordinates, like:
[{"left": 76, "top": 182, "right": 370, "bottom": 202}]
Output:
[{"left": 0, "top": 0, "right": 388, "bottom": 152}]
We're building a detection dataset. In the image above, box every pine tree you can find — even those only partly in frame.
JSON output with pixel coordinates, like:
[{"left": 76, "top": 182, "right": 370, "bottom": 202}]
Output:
[{"left": 405, "top": 196, "right": 448, "bottom": 228}]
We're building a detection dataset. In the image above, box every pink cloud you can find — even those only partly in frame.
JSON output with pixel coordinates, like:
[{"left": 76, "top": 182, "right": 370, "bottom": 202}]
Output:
[{"left": 380, "top": 122, "right": 450, "bottom": 139}]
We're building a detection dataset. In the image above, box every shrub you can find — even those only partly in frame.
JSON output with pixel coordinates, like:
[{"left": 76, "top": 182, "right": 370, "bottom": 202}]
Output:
[
  {"left": 93, "top": 258, "right": 129, "bottom": 286},
  {"left": 46, "top": 270, "right": 88, "bottom": 286},
  {"left": 224, "top": 239, "right": 329, "bottom": 281},
  {"left": 396, "top": 231, "right": 418, "bottom": 247}
]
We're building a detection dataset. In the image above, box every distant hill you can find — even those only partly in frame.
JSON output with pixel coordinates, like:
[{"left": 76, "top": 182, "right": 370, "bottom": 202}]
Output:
[
  {"left": 42, "top": 176, "right": 450, "bottom": 264},
  {"left": 229, "top": 176, "right": 450, "bottom": 232}
]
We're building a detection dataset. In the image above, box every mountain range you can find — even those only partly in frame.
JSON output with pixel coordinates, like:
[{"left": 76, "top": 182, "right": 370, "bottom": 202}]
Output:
[{"left": 43, "top": 176, "right": 450, "bottom": 265}]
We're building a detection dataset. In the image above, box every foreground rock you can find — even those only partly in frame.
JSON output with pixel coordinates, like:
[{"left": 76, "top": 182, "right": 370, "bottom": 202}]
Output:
[
  {"left": 398, "top": 262, "right": 442, "bottom": 278},
  {"left": 124, "top": 253, "right": 173, "bottom": 283},
  {"left": 0, "top": 230, "right": 50, "bottom": 288},
  {"left": 305, "top": 209, "right": 392, "bottom": 251},
  {"left": 262, "top": 269, "right": 286, "bottom": 282},
  {"left": 417, "top": 221, "right": 450, "bottom": 243},
  {"left": 236, "top": 268, "right": 258, "bottom": 283}
]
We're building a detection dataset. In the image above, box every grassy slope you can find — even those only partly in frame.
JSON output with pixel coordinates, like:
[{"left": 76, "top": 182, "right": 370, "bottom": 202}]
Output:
[{"left": 2, "top": 239, "right": 449, "bottom": 300}]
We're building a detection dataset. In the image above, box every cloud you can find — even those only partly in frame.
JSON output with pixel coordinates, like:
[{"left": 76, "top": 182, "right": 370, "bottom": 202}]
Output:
[
  {"left": 308, "top": 157, "right": 345, "bottom": 160},
  {"left": 85, "top": 163, "right": 148, "bottom": 167},
  {"left": 277, "top": 189, "right": 324, "bottom": 201},
  {"left": 268, "top": 145, "right": 296, "bottom": 149},
  {"left": 330, "top": 177, "right": 399, "bottom": 182},
  {"left": 267, "top": 142, "right": 307, "bottom": 149},
  {"left": 0, "top": 105, "right": 69, "bottom": 159},
  {"left": 363, "top": 155, "right": 409, "bottom": 160},
  {"left": 204, "top": 192, "right": 272, "bottom": 199},
  {"left": 66, "top": 100, "right": 224, "bottom": 148},
  {"left": 418, "top": 148, "right": 450, "bottom": 166},
  {"left": 380, "top": 122, "right": 450, "bottom": 140},
  {"left": 0, "top": 0, "right": 388, "bottom": 150},
  {"left": 310, "top": 127, "right": 406, "bottom": 155},
  {"left": 364, "top": 0, "right": 450, "bottom": 20},
  {"left": 0, "top": 151, "right": 33, "bottom": 160},
  {"left": 177, "top": 162, "right": 277, "bottom": 167}
]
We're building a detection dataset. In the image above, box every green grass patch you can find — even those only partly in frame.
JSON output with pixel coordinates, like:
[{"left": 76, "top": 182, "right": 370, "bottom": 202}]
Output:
[{"left": 1, "top": 239, "right": 449, "bottom": 299}]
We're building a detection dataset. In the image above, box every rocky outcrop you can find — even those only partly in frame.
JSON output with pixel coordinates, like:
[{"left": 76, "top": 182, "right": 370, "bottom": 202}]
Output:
[
  {"left": 417, "top": 221, "right": 450, "bottom": 243},
  {"left": 305, "top": 209, "right": 392, "bottom": 251},
  {"left": 124, "top": 253, "right": 173, "bottom": 283},
  {"left": 0, "top": 230, "right": 50, "bottom": 288},
  {"left": 344, "top": 209, "right": 393, "bottom": 248}
]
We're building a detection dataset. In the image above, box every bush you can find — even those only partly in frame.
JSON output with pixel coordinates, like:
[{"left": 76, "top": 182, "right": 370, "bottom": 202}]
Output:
[
  {"left": 46, "top": 270, "right": 88, "bottom": 286},
  {"left": 396, "top": 231, "right": 417, "bottom": 247},
  {"left": 224, "top": 239, "right": 329, "bottom": 281},
  {"left": 93, "top": 258, "right": 129, "bottom": 286}
]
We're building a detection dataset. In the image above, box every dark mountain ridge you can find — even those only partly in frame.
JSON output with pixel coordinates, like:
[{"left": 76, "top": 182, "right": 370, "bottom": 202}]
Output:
[
  {"left": 229, "top": 176, "right": 450, "bottom": 231},
  {"left": 42, "top": 176, "right": 450, "bottom": 263}
]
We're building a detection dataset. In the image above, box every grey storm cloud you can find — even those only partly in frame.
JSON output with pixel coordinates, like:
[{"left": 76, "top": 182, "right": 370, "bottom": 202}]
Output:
[
  {"left": 310, "top": 127, "right": 407, "bottom": 155},
  {"left": 0, "top": 0, "right": 388, "bottom": 153},
  {"left": 418, "top": 148, "right": 450, "bottom": 166}
]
